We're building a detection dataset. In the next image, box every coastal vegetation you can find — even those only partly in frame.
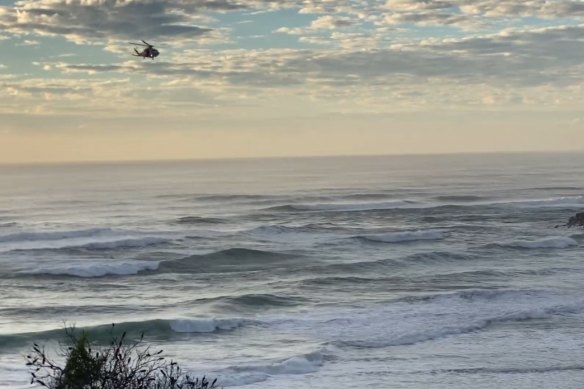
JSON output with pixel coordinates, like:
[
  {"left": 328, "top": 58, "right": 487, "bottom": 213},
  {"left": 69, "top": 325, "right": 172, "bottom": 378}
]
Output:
[{"left": 26, "top": 326, "right": 218, "bottom": 389}]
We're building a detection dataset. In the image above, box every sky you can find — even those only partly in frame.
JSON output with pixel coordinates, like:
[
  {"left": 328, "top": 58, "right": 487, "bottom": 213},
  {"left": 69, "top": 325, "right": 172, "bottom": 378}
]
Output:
[{"left": 1, "top": 0, "right": 584, "bottom": 163}]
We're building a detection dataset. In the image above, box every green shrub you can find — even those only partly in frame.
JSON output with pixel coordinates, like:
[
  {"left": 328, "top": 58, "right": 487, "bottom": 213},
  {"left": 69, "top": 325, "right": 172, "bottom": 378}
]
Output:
[{"left": 26, "top": 325, "right": 218, "bottom": 389}]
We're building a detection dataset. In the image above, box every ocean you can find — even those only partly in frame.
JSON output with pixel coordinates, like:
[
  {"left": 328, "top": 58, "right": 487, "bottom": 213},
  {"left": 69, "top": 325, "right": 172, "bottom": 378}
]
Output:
[{"left": 0, "top": 152, "right": 583, "bottom": 388}]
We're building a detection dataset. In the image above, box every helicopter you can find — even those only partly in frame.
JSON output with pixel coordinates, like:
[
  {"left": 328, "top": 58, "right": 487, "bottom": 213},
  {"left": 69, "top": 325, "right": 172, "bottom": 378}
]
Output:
[{"left": 129, "top": 40, "right": 159, "bottom": 60}]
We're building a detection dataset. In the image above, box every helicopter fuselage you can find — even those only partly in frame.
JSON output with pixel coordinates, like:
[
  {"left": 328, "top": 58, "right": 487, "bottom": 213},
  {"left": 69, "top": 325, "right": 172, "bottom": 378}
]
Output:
[
  {"left": 131, "top": 41, "right": 160, "bottom": 60},
  {"left": 139, "top": 47, "right": 159, "bottom": 59}
]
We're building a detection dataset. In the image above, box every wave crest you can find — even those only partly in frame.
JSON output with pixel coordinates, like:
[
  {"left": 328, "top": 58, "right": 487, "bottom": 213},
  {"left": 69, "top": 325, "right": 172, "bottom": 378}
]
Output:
[
  {"left": 0, "top": 228, "right": 112, "bottom": 243},
  {"left": 169, "top": 318, "right": 243, "bottom": 333},
  {"left": 174, "top": 216, "right": 226, "bottom": 225},
  {"left": 357, "top": 229, "right": 445, "bottom": 243},
  {"left": 265, "top": 200, "right": 423, "bottom": 213},
  {"left": 498, "top": 236, "right": 578, "bottom": 249},
  {"left": 261, "top": 289, "right": 584, "bottom": 352},
  {"left": 0, "top": 317, "right": 245, "bottom": 349},
  {"left": 24, "top": 260, "right": 160, "bottom": 278},
  {"left": 72, "top": 237, "right": 170, "bottom": 251},
  {"left": 161, "top": 248, "right": 299, "bottom": 274},
  {"left": 493, "top": 196, "right": 584, "bottom": 209},
  {"left": 217, "top": 351, "right": 323, "bottom": 387},
  {"left": 212, "top": 293, "right": 308, "bottom": 309}
]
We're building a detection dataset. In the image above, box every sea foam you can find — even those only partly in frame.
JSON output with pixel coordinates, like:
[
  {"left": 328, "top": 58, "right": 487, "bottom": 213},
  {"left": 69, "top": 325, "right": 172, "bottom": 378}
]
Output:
[
  {"left": 25, "top": 260, "right": 160, "bottom": 278},
  {"left": 491, "top": 196, "right": 584, "bottom": 209},
  {"left": 216, "top": 351, "right": 323, "bottom": 387},
  {"left": 260, "top": 289, "right": 584, "bottom": 350},
  {"left": 170, "top": 318, "right": 243, "bottom": 333},
  {"left": 501, "top": 236, "right": 578, "bottom": 249},
  {"left": 0, "top": 228, "right": 112, "bottom": 243},
  {"left": 267, "top": 200, "right": 425, "bottom": 212},
  {"left": 0, "top": 317, "right": 246, "bottom": 350}
]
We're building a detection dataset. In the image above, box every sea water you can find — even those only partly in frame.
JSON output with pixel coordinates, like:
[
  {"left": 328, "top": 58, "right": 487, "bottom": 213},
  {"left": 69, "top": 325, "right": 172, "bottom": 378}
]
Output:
[{"left": 0, "top": 152, "right": 583, "bottom": 388}]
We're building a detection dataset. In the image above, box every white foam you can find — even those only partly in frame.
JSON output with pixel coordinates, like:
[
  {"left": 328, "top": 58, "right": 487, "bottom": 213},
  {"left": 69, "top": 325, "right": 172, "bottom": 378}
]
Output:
[
  {"left": 1, "top": 229, "right": 173, "bottom": 253},
  {"left": 361, "top": 229, "right": 445, "bottom": 243},
  {"left": 170, "top": 318, "right": 243, "bottom": 333},
  {"left": 502, "top": 236, "right": 578, "bottom": 249},
  {"left": 217, "top": 351, "right": 323, "bottom": 387},
  {"left": 26, "top": 260, "right": 160, "bottom": 278},
  {"left": 260, "top": 289, "right": 584, "bottom": 351},
  {"left": 0, "top": 227, "right": 112, "bottom": 243},
  {"left": 291, "top": 200, "right": 426, "bottom": 212},
  {"left": 76, "top": 237, "right": 170, "bottom": 250},
  {"left": 280, "top": 196, "right": 584, "bottom": 212},
  {"left": 489, "top": 196, "right": 584, "bottom": 209}
]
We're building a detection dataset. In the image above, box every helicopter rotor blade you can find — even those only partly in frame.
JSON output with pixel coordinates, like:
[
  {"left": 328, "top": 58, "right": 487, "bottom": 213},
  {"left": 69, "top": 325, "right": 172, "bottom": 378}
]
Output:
[
  {"left": 141, "top": 40, "right": 153, "bottom": 47},
  {"left": 129, "top": 42, "right": 149, "bottom": 46}
]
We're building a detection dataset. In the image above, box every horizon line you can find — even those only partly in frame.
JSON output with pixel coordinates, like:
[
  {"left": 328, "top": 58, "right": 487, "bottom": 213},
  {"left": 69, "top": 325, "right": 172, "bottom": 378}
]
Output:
[{"left": 1, "top": 148, "right": 583, "bottom": 167}]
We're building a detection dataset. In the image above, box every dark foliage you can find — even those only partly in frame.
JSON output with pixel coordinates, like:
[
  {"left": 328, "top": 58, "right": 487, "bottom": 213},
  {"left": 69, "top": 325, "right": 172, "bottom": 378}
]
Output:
[{"left": 26, "top": 325, "right": 218, "bottom": 389}]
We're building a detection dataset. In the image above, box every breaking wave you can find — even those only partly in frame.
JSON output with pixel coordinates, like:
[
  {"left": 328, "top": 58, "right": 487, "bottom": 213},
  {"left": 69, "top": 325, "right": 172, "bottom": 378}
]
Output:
[
  {"left": 262, "top": 195, "right": 584, "bottom": 214},
  {"left": 23, "top": 260, "right": 160, "bottom": 278},
  {"left": 496, "top": 236, "right": 578, "bottom": 249},
  {"left": 0, "top": 318, "right": 245, "bottom": 349},
  {"left": 174, "top": 216, "right": 226, "bottom": 225},
  {"left": 310, "top": 251, "right": 476, "bottom": 274},
  {"left": 5, "top": 236, "right": 172, "bottom": 256},
  {"left": 60, "top": 237, "right": 171, "bottom": 251},
  {"left": 205, "top": 293, "right": 310, "bottom": 310},
  {"left": 265, "top": 200, "right": 425, "bottom": 213},
  {"left": 494, "top": 196, "right": 584, "bottom": 209},
  {"left": 245, "top": 225, "right": 320, "bottom": 235},
  {"left": 169, "top": 318, "right": 243, "bottom": 333},
  {"left": 433, "top": 195, "right": 487, "bottom": 202},
  {"left": 195, "top": 194, "right": 279, "bottom": 202},
  {"left": 0, "top": 228, "right": 113, "bottom": 243},
  {"left": 18, "top": 247, "right": 304, "bottom": 278},
  {"left": 216, "top": 351, "right": 324, "bottom": 387},
  {"left": 356, "top": 229, "right": 445, "bottom": 243},
  {"left": 432, "top": 365, "right": 584, "bottom": 375},
  {"left": 279, "top": 289, "right": 584, "bottom": 350}
]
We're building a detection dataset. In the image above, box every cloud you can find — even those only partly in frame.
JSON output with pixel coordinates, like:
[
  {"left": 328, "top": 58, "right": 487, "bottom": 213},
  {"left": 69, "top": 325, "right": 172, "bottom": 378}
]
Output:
[
  {"left": 3, "top": 0, "right": 584, "bottom": 120},
  {"left": 3, "top": 0, "right": 584, "bottom": 48},
  {"left": 17, "top": 39, "right": 40, "bottom": 46},
  {"left": 0, "top": 0, "right": 229, "bottom": 44},
  {"left": 310, "top": 15, "right": 354, "bottom": 30},
  {"left": 40, "top": 23, "right": 584, "bottom": 93},
  {"left": 459, "top": 0, "right": 584, "bottom": 18},
  {"left": 276, "top": 14, "right": 356, "bottom": 39},
  {"left": 377, "top": 0, "right": 584, "bottom": 28}
]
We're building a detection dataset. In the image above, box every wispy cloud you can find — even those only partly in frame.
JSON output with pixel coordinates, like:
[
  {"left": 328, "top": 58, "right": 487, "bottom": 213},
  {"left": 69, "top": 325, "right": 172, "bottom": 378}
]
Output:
[{"left": 0, "top": 0, "right": 225, "bottom": 44}]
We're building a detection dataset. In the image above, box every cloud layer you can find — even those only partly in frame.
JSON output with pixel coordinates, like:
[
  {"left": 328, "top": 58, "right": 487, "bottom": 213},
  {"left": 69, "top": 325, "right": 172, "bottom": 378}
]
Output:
[{"left": 2, "top": 0, "right": 584, "bottom": 128}]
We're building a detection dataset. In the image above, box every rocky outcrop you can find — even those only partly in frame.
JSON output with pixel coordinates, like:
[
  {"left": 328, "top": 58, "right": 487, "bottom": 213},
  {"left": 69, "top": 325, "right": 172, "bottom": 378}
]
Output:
[{"left": 567, "top": 212, "right": 584, "bottom": 228}]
